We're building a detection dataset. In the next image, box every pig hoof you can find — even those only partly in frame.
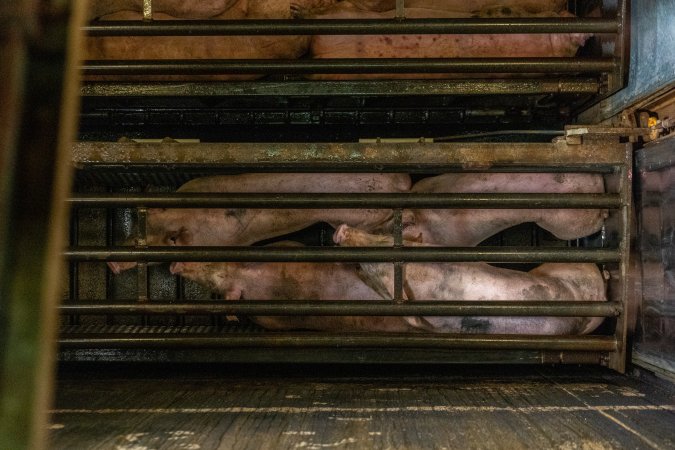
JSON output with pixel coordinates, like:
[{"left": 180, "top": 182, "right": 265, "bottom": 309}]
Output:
[
  {"left": 107, "top": 262, "right": 121, "bottom": 275},
  {"left": 333, "top": 224, "right": 350, "bottom": 244},
  {"left": 169, "top": 262, "right": 183, "bottom": 275}
]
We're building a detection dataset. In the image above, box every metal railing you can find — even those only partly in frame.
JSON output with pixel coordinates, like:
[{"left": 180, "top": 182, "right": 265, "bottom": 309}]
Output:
[{"left": 63, "top": 138, "right": 632, "bottom": 370}]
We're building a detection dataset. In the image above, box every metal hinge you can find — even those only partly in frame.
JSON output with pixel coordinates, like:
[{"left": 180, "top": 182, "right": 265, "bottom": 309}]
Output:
[{"left": 564, "top": 124, "right": 664, "bottom": 144}]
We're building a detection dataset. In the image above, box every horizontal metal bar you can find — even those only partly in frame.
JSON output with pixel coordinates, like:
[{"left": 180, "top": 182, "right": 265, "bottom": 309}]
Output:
[
  {"left": 72, "top": 141, "right": 629, "bottom": 170},
  {"left": 80, "top": 78, "right": 601, "bottom": 97},
  {"left": 64, "top": 246, "right": 621, "bottom": 263},
  {"left": 57, "top": 347, "right": 609, "bottom": 365},
  {"left": 81, "top": 58, "right": 616, "bottom": 76},
  {"left": 84, "top": 18, "right": 619, "bottom": 36},
  {"left": 58, "top": 333, "right": 618, "bottom": 351},
  {"left": 68, "top": 193, "right": 621, "bottom": 209},
  {"left": 58, "top": 301, "right": 622, "bottom": 317}
]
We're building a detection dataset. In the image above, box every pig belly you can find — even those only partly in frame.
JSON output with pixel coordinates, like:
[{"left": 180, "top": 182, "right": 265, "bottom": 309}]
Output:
[
  {"left": 404, "top": 173, "right": 606, "bottom": 245},
  {"left": 162, "top": 172, "right": 411, "bottom": 244},
  {"left": 333, "top": 225, "right": 606, "bottom": 335},
  {"left": 251, "top": 315, "right": 418, "bottom": 332},
  {"left": 412, "top": 263, "right": 606, "bottom": 335},
  {"left": 85, "top": 10, "right": 310, "bottom": 81},
  {"left": 148, "top": 207, "right": 395, "bottom": 246},
  {"left": 308, "top": 7, "right": 589, "bottom": 80},
  {"left": 176, "top": 173, "right": 411, "bottom": 195}
]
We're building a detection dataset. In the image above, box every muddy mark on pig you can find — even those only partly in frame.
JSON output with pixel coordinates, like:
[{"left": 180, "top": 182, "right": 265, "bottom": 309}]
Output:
[
  {"left": 460, "top": 317, "right": 492, "bottom": 334},
  {"left": 520, "top": 284, "right": 551, "bottom": 300}
]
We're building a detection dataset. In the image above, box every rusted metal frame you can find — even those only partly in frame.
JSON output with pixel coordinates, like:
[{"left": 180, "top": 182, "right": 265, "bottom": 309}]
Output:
[
  {"left": 71, "top": 141, "right": 628, "bottom": 170},
  {"left": 609, "top": 0, "right": 629, "bottom": 94},
  {"left": 609, "top": 149, "right": 633, "bottom": 373},
  {"left": 65, "top": 246, "right": 621, "bottom": 263},
  {"left": 142, "top": 0, "right": 152, "bottom": 21},
  {"left": 0, "top": 0, "right": 86, "bottom": 448},
  {"left": 57, "top": 333, "right": 618, "bottom": 351},
  {"left": 79, "top": 78, "right": 601, "bottom": 97},
  {"left": 83, "top": 18, "right": 619, "bottom": 36},
  {"left": 68, "top": 193, "right": 622, "bottom": 209},
  {"left": 81, "top": 57, "right": 616, "bottom": 76},
  {"left": 58, "top": 300, "right": 622, "bottom": 317}
]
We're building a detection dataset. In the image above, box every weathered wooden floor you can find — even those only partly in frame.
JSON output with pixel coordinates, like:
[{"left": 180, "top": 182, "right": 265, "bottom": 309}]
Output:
[{"left": 49, "top": 365, "right": 675, "bottom": 450}]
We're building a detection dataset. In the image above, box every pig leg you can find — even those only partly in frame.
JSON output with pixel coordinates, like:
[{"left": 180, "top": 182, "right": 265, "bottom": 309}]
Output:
[{"left": 333, "top": 225, "right": 606, "bottom": 335}]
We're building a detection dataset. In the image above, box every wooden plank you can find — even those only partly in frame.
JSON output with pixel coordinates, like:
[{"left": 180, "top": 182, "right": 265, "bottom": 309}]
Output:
[{"left": 48, "top": 367, "right": 675, "bottom": 449}]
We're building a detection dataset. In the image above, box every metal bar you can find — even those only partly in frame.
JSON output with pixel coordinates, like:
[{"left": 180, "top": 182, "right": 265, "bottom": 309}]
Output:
[
  {"left": 68, "top": 209, "right": 79, "bottom": 326},
  {"left": 80, "top": 78, "right": 601, "bottom": 97},
  {"left": 83, "top": 18, "right": 619, "bottom": 36},
  {"left": 393, "top": 208, "right": 404, "bottom": 302},
  {"left": 0, "top": 0, "right": 86, "bottom": 448},
  {"left": 609, "top": 153, "right": 633, "bottom": 373},
  {"left": 65, "top": 246, "right": 621, "bottom": 263},
  {"left": 81, "top": 58, "right": 616, "bottom": 76},
  {"left": 395, "top": 0, "right": 405, "bottom": 19},
  {"left": 58, "top": 301, "right": 622, "bottom": 317},
  {"left": 57, "top": 333, "right": 618, "bottom": 351},
  {"left": 57, "top": 347, "right": 609, "bottom": 365},
  {"left": 609, "top": 0, "right": 629, "bottom": 94},
  {"left": 142, "top": 0, "right": 152, "bottom": 21},
  {"left": 71, "top": 141, "right": 630, "bottom": 171},
  {"left": 68, "top": 193, "right": 622, "bottom": 209},
  {"left": 136, "top": 207, "right": 148, "bottom": 302}
]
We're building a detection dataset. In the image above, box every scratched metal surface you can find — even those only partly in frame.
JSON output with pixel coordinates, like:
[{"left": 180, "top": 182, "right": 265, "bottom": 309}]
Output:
[{"left": 48, "top": 365, "right": 675, "bottom": 450}]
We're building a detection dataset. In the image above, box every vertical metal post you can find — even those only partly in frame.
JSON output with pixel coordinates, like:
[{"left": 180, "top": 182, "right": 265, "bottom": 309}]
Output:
[
  {"left": 68, "top": 210, "right": 80, "bottom": 326},
  {"left": 607, "top": 0, "right": 629, "bottom": 94},
  {"left": 395, "top": 0, "right": 405, "bottom": 19},
  {"left": 136, "top": 207, "right": 149, "bottom": 304},
  {"left": 392, "top": 208, "right": 405, "bottom": 302},
  {"left": 105, "top": 200, "right": 115, "bottom": 324},
  {"left": 143, "top": 0, "right": 153, "bottom": 21},
  {"left": 609, "top": 149, "right": 633, "bottom": 373},
  {"left": 0, "top": 0, "right": 87, "bottom": 449}
]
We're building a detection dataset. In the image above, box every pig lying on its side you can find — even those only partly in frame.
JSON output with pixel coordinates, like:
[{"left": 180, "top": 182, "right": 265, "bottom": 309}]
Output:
[
  {"left": 85, "top": 0, "right": 311, "bottom": 81},
  {"left": 108, "top": 173, "right": 411, "bottom": 274},
  {"left": 403, "top": 173, "right": 607, "bottom": 246},
  {"left": 334, "top": 224, "right": 606, "bottom": 335},
  {"left": 308, "top": 4, "right": 590, "bottom": 80},
  {"left": 170, "top": 242, "right": 419, "bottom": 332}
]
